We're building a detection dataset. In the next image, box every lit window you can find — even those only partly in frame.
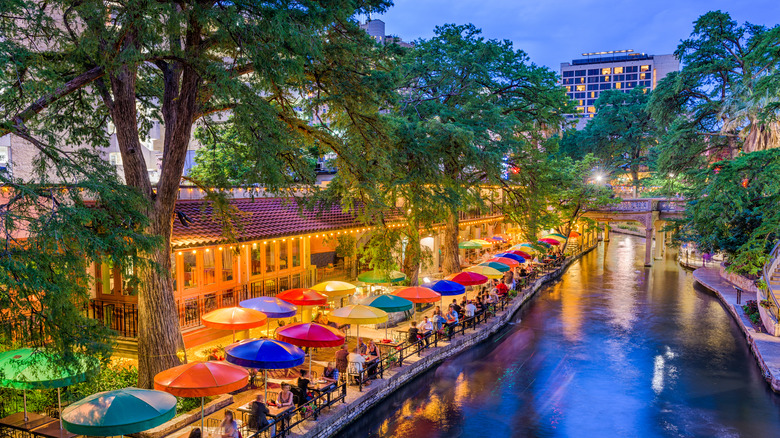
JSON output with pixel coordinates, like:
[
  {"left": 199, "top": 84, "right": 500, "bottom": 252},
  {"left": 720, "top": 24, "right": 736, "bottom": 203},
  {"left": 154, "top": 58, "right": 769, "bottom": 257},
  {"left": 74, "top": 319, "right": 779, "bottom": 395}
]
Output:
[
  {"left": 590, "top": 92, "right": 596, "bottom": 98},
  {"left": 183, "top": 252, "right": 197, "bottom": 289},
  {"left": 640, "top": 65, "right": 650, "bottom": 72},
  {"left": 601, "top": 68, "right": 611, "bottom": 75},
  {"left": 222, "top": 250, "right": 234, "bottom": 281},
  {"left": 639, "top": 73, "right": 647, "bottom": 80},
  {"left": 587, "top": 106, "right": 596, "bottom": 113},
  {"left": 251, "top": 247, "right": 262, "bottom": 275},
  {"left": 203, "top": 250, "right": 215, "bottom": 285},
  {"left": 614, "top": 67, "right": 623, "bottom": 74},
  {"left": 604, "top": 75, "right": 610, "bottom": 82},
  {"left": 580, "top": 77, "right": 585, "bottom": 83},
  {"left": 575, "top": 85, "right": 586, "bottom": 92},
  {"left": 265, "top": 243, "right": 275, "bottom": 273},
  {"left": 578, "top": 100, "right": 584, "bottom": 106},
  {"left": 0, "top": 146, "right": 8, "bottom": 164},
  {"left": 615, "top": 82, "right": 622, "bottom": 89},
  {"left": 109, "top": 152, "right": 122, "bottom": 166},
  {"left": 291, "top": 240, "right": 301, "bottom": 268}
]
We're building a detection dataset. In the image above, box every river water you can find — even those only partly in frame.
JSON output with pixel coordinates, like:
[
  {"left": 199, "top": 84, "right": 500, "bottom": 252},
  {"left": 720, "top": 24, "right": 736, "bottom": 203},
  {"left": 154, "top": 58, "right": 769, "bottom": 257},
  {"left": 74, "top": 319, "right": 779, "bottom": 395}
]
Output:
[{"left": 339, "top": 236, "right": 780, "bottom": 437}]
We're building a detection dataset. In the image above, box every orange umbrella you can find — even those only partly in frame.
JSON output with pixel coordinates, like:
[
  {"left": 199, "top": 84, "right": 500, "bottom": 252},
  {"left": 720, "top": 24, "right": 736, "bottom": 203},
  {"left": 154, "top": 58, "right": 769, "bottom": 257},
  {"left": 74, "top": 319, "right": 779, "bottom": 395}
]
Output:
[
  {"left": 569, "top": 231, "right": 581, "bottom": 238},
  {"left": 154, "top": 361, "right": 248, "bottom": 430},
  {"left": 488, "top": 257, "right": 520, "bottom": 267},
  {"left": 201, "top": 307, "right": 268, "bottom": 342},
  {"left": 392, "top": 286, "right": 441, "bottom": 304}
]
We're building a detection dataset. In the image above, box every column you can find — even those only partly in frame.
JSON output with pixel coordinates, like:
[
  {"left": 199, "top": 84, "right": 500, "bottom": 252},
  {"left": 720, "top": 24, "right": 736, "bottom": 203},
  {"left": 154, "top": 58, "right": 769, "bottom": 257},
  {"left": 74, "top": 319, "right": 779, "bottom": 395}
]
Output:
[
  {"left": 603, "top": 223, "right": 610, "bottom": 242},
  {"left": 644, "top": 227, "right": 653, "bottom": 267},
  {"left": 654, "top": 227, "right": 665, "bottom": 260}
]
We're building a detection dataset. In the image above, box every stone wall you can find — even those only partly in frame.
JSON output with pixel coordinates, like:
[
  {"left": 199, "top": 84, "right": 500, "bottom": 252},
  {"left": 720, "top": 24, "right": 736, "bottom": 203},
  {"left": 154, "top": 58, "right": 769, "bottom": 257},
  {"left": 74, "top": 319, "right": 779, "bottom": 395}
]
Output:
[
  {"left": 303, "top": 246, "right": 596, "bottom": 438},
  {"left": 718, "top": 263, "right": 759, "bottom": 294}
]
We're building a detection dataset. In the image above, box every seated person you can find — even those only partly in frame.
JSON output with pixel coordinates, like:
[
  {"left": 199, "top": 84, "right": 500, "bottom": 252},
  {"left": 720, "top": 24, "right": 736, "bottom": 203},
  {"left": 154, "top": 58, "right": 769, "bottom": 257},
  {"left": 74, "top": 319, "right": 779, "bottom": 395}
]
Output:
[
  {"left": 276, "top": 383, "right": 295, "bottom": 408},
  {"left": 356, "top": 337, "right": 368, "bottom": 355},
  {"left": 296, "top": 369, "right": 311, "bottom": 405},
  {"left": 249, "top": 394, "right": 271, "bottom": 432},
  {"left": 322, "top": 362, "right": 339, "bottom": 384},
  {"left": 496, "top": 281, "right": 509, "bottom": 296},
  {"left": 347, "top": 349, "right": 366, "bottom": 384},
  {"left": 465, "top": 300, "right": 477, "bottom": 318},
  {"left": 407, "top": 321, "right": 420, "bottom": 345},
  {"left": 220, "top": 411, "right": 238, "bottom": 438},
  {"left": 335, "top": 344, "right": 349, "bottom": 375},
  {"left": 366, "top": 340, "right": 380, "bottom": 358},
  {"left": 432, "top": 311, "right": 446, "bottom": 331},
  {"left": 421, "top": 316, "right": 434, "bottom": 345},
  {"left": 446, "top": 306, "right": 459, "bottom": 324}
]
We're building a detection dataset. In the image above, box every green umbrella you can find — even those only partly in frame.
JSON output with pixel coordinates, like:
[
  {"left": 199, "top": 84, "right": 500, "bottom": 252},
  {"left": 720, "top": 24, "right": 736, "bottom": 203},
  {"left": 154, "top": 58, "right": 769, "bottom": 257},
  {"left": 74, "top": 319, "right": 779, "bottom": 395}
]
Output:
[
  {"left": 0, "top": 348, "right": 99, "bottom": 425},
  {"left": 62, "top": 388, "right": 176, "bottom": 436},
  {"left": 357, "top": 270, "right": 406, "bottom": 284},
  {"left": 458, "top": 240, "right": 482, "bottom": 249},
  {"left": 478, "top": 261, "right": 511, "bottom": 272}
]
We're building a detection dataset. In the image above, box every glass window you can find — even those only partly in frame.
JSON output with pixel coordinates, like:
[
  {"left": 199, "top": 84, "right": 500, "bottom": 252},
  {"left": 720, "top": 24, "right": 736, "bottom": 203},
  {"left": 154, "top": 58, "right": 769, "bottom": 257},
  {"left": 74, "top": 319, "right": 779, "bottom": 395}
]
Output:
[
  {"left": 578, "top": 99, "right": 584, "bottom": 106},
  {"left": 575, "top": 92, "right": 586, "bottom": 99},
  {"left": 639, "top": 73, "right": 648, "bottom": 80},
  {"left": 279, "top": 241, "right": 288, "bottom": 270},
  {"left": 291, "top": 240, "right": 301, "bottom": 268},
  {"left": 589, "top": 91, "right": 597, "bottom": 98},
  {"left": 587, "top": 106, "right": 596, "bottom": 114},
  {"left": 575, "top": 85, "right": 586, "bottom": 92},
  {"left": 614, "top": 74, "right": 625, "bottom": 81},
  {"left": 101, "top": 258, "right": 114, "bottom": 295},
  {"left": 626, "top": 74, "right": 638, "bottom": 80},
  {"left": 587, "top": 84, "right": 599, "bottom": 91},
  {"left": 121, "top": 258, "right": 134, "bottom": 295},
  {"left": 183, "top": 252, "right": 197, "bottom": 289},
  {"left": 601, "top": 68, "right": 611, "bottom": 75},
  {"left": 563, "top": 70, "right": 574, "bottom": 77},
  {"left": 265, "top": 243, "right": 276, "bottom": 273},
  {"left": 587, "top": 76, "right": 599, "bottom": 83},
  {"left": 587, "top": 69, "right": 599, "bottom": 75},
  {"left": 203, "top": 249, "right": 215, "bottom": 285},
  {"left": 641, "top": 80, "right": 652, "bottom": 87},
  {"left": 601, "top": 75, "right": 610, "bottom": 82},
  {"left": 613, "top": 67, "right": 624, "bottom": 74},
  {"left": 170, "top": 254, "right": 177, "bottom": 290},
  {"left": 640, "top": 65, "right": 650, "bottom": 72},
  {"left": 251, "top": 245, "right": 262, "bottom": 276},
  {"left": 625, "top": 66, "right": 638, "bottom": 73},
  {"left": 615, "top": 82, "right": 622, "bottom": 89},
  {"left": 567, "top": 93, "right": 574, "bottom": 99},
  {"left": 575, "top": 70, "right": 586, "bottom": 76},
  {"left": 222, "top": 249, "right": 234, "bottom": 281},
  {"left": 599, "top": 83, "right": 611, "bottom": 90},
  {"left": 587, "top": 99, "right": 595, "bottom": 105},
  {"left": 0, "top": 146, "right": 8, "bottom": 164}
]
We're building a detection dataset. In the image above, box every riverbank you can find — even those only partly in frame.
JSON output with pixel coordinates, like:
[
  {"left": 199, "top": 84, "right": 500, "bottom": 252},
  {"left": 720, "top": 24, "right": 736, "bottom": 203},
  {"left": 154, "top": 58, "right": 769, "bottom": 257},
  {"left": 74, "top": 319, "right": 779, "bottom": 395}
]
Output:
[
  {"left": 295, "top": 244, "right": 597, "bottom": 438},
  {"left": 693, "top": 267, "right": 780, "bottom": 393}
]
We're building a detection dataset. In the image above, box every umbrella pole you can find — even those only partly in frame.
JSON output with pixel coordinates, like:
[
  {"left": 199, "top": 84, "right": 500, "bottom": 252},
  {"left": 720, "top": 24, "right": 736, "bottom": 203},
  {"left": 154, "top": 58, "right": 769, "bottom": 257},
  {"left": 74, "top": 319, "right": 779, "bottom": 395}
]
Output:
[
  {"left": 309, "top": 352, "right": 312, "bottom": 376},
  {"left": 201, "top": 396, "right": 205, "bottom": 431},
  {"left": 264, "top": 370, "right": 268, "bottom": 402},
  {"left": 23, "top": 390, "right": 27, "bottom": 422},
  {"left": 58, "top": 388, "right": 62, "bottom": 429},
  {"left": 232, "top": 329, "right": 236, "bottom": 343}
]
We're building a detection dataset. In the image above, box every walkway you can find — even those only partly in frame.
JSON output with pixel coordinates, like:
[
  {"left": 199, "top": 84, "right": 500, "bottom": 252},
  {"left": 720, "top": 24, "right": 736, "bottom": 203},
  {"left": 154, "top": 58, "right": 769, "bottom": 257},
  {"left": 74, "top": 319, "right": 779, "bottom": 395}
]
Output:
[{"left": 693, "top": 267, "right": 780, "bottom": 392}]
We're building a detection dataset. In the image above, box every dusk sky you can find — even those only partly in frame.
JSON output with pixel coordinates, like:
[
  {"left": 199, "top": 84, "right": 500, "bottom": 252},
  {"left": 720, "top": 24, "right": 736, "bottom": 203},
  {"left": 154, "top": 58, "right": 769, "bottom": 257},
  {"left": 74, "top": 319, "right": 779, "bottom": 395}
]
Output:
[{"left": 372, "top": 0, "right": 780, "bottom": 71}]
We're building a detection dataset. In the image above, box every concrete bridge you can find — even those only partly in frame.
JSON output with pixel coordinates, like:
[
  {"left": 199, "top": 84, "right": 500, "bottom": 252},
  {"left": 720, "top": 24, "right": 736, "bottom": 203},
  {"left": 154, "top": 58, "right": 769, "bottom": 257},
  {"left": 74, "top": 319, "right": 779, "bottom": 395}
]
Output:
[{"left": 583, "top": 198, "right": 686, "bottom": 266}]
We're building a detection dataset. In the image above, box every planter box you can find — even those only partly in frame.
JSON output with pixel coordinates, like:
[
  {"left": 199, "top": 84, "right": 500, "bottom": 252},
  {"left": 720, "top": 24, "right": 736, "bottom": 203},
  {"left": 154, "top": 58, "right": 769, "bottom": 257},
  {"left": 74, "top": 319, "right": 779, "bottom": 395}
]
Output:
[
  {"left": 758, "top": 305, "right": 780, "bottom": 337},
  {"left": 719, "top": 263, "right": 759, "bottom": 294}
]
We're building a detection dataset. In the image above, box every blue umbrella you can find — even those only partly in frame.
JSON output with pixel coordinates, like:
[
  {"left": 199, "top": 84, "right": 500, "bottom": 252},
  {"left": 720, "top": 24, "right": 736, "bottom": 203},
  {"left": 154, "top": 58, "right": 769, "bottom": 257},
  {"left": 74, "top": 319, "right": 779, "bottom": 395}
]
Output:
[
  {"left": 226, "top": 338, "right": 306, "bottom": 401},
  {"left": 494, "top": 253, "right": 526, "bottom": 263},
  {"left": 422, "top": 280, "right": 466, "bottom": 296},
  {"left": 240, "top": 297, "right": 297, "bottom": 337}
]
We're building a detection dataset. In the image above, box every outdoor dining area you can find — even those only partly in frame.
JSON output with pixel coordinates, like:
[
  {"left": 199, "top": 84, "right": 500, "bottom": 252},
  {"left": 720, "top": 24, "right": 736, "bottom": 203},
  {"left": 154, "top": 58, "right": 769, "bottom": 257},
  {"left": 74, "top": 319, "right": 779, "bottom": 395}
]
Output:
[{"left": 0, "top": 232, "right": 577, "bottom": 438}]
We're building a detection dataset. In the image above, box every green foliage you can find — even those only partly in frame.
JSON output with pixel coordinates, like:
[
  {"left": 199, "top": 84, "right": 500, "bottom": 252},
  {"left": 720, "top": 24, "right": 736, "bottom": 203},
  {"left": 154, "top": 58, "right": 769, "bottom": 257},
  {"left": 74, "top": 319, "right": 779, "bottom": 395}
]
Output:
[
  {"left": 743, "top": 300, "right": 761, "bottom": 325},
  {"left": 178, "top": 396, "right": 208, "bottom": 414}
]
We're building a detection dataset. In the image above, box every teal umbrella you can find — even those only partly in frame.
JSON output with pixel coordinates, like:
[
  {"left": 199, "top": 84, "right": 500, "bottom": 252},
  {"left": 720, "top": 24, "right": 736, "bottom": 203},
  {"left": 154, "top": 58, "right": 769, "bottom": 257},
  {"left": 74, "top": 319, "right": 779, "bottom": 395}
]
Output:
[
  {"left": 62, "top": 388, "right": 177, "bottom": 436},
  {"left": 357, "top": 270, "right": 406, "bottom": 284},
  {"left": 458, "top": 240, "right": 481, "bottom": 249},
  {"left": 0, "top": 348, "right": 99, "bottom": 425},
  {"left": 478, "top": 261, "right": 511, "bottom": 272},
  {"left": 360, "top": 294, "right": 414, "bottom": 313}
]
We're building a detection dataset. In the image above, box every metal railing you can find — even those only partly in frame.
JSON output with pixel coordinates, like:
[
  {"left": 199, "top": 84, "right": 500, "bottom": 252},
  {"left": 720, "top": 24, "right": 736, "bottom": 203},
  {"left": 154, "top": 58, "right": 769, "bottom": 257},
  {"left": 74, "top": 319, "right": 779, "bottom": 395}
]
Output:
[
  {"left": 88, "top": 300, "right": 139, "bottom": 337},
  {"left": 761, "top": 241, "right": 780, "bottom": 321}
]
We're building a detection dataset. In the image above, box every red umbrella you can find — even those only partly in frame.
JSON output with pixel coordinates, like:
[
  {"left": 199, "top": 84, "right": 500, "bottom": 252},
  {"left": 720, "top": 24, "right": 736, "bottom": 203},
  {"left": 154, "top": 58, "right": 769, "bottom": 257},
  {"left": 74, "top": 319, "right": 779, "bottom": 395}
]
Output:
[
  {"left": 392, "top": 286, "right": 441, "bottom": 303},
  {"left": 276, "top": 323, "right": 345, "bottom": 375},
  {"left": 154, "top": 361, "right": 248, "bottom": 429},
  {"left": 488, "top": 257, "right": 520, "bottom": 267},
  {"left": 276, "top": 288, "right": 328, "bottom": 306},
  {"left": 446, "top": 272, "right": 489, "bottom": 286},
  {"left": 539, "top": 238, "right": 561, "bottom": 246},
  {"left": 201, "top": 307, "right": 267, "bottom": 342},
  {"left": 505, "top": 250, "right": 532, "bottom": 259}
]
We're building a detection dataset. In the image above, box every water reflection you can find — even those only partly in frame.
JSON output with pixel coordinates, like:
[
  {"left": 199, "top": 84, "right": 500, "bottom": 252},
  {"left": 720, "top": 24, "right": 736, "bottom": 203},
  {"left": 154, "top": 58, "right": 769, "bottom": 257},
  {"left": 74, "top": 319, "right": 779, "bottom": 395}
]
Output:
[{"left": 342, "top": 237, "right": 780, "bottom": 437}]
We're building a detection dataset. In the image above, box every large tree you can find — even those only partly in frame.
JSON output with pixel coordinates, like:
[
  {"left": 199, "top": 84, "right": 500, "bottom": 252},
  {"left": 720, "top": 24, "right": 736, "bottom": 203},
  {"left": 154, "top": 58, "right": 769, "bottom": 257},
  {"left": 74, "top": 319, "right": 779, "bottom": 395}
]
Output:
[{"left": 0, "top": 0, "right": 392, "bottom": 387}]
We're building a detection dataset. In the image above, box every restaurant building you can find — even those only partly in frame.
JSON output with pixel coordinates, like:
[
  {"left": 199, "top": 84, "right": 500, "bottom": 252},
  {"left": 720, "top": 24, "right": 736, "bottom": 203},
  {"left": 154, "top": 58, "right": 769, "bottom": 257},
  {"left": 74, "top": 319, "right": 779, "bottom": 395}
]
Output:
[{"left": 88, "top": 187, "right": 507, "bottom": 357}]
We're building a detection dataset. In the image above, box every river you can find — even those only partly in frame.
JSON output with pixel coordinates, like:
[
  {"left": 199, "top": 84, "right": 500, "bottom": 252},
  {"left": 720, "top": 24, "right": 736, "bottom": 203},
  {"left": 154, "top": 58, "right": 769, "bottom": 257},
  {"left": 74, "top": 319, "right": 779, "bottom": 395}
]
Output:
[{"left": 339, "top": 236, "right": 780, "bottom": 437}]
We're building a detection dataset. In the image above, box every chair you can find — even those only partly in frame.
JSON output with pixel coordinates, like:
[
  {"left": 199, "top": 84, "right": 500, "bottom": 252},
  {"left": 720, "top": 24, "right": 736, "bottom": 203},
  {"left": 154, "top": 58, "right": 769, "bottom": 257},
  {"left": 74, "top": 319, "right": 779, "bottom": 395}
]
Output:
[{"left": 346, "top": 361, "right": 363, "bottom": 385}]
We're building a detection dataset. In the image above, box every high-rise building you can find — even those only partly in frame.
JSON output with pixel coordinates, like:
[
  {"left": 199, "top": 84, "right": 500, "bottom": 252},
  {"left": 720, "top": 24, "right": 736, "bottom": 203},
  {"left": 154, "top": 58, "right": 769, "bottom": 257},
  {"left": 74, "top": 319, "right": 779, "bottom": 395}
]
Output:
[
  {"left": 560, "top": 50, "right": 679, "bottom": 128},
  {"left": 359, "top": 19, "right": 413, "bottom": 48}
]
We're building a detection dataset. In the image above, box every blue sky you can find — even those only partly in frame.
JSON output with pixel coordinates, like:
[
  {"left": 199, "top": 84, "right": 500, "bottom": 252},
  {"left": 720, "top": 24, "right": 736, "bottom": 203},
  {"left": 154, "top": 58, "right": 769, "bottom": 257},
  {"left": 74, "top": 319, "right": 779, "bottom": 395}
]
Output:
[{"left": 372, "top": 0, "right": 780, "bottom": 71}]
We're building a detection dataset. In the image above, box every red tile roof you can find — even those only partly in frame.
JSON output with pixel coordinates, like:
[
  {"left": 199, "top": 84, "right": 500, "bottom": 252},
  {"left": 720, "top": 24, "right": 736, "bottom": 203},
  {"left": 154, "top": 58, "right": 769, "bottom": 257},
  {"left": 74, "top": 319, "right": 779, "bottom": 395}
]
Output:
[{"left": 171, "top": 197, "right": 386, "bottom": 249}]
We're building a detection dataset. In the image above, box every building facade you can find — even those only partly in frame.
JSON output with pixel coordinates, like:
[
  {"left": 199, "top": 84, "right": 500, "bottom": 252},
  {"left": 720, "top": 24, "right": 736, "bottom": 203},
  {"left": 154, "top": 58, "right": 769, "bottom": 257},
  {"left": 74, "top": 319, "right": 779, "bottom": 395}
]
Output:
[{"left": 560, "top": 50, "right": 679, "bottom": 128}]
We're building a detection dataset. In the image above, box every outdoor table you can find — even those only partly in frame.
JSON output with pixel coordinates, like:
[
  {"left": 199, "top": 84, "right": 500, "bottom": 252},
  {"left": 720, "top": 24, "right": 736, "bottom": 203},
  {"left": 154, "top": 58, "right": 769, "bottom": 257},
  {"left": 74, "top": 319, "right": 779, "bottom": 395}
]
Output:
[
  {"left": 200, "top": 426, "right": 222, "bottom": 438},
  {"left": 0, "top": 412, "right": 56, "bottom": 431},
  {"left": 30, "top": 421, "right": 77, "bottom": 438}
]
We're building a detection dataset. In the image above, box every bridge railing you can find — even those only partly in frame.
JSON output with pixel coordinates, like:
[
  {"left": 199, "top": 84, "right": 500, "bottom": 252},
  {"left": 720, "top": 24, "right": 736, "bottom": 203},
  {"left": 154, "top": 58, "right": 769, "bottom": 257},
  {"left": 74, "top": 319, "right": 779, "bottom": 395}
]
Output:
[{"left": 586, "top": 198, "right": 686, "bottom": 213}]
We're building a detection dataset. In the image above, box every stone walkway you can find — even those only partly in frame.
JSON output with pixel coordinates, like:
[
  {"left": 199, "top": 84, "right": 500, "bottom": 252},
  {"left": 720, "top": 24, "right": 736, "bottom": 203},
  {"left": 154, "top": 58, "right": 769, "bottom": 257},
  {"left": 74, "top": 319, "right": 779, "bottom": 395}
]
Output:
[{"left": 693, "top": 267, "right": 780, "bottom": 392}]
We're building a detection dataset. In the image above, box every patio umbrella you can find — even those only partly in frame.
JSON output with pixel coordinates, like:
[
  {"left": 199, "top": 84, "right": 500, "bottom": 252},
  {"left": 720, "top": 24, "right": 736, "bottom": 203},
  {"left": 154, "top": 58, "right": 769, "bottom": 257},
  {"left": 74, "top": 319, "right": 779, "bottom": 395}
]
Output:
[
  {"left": 328, "top": 305, "right": 388, "bottom": 345},
  {"left": 201, "top": 306, "right": 267, "bottom": 343},
  {"left": 357, "top": 270, "right": 406, "bottom": 284},
  {"left": 536, "top": 241, "right": 552, "bottom": 248},
  {"left": 277, "top": 288, "right": 328, "bottom": 323},
  {"left": 392, "top": 286, "right": 442, "bottom": 303},
  {"left": 505, "top": 250, "right": 532, "bottom": 259},
  {"left": 548, "top": 233, "right": 568, "bottom": 240},
  {"left": 488, "top": 257, "right": 520, "bottom": 268},
  {"left": 446, "top": 272, "right": 489, "bottom": 286},
  {"left": 489, "top": 236, "right": 505, "bottom": 241},
  {"left": 310, "top": 281, "right": 356, "bottom": 299},
  {"left": 154, "top": 361, "right": 248, "bottom": 430},
  {"left": 0, "top": 348, "right": 99, "bottom": 427},
  {"left": 569, "top": 231, "right": 581, "bottom": 238},
  {"left": 276, "top": 323, "right": 345, "bottom": 375},
  {"left": 422, "top": 280, "right": 467, "bottom": 310},
  {"left": 62, "top": 388, "right": 176, "bottom": 436},
  {"left": 225, "top": 339, "right": 306, "bottom": 402},
  {"left": 240, "top": 296, "right": 297, "bottom": 337},
  {"left": 477, "top": 261, "right": 511, "bottom": 272},
  {"left": 538, "top": 238, "right": 560, "bottom": 246},
  {"left": 458, "top": 240, "right": 482, "bottom": 249},
  {"left": 360, "top": 294, "right": 415, "bottom": 340},
  {"left": 465, "top": 265, "right": 504, "bottom": 279},
  {"left": 471, "top": 239, "right": 494, "bottom": 247},
  {"left": 512, "top": 243, "right": 538, "bottom": 253},
  {"left": 494, "top": 253, "right": 526, "bottom": 263}
]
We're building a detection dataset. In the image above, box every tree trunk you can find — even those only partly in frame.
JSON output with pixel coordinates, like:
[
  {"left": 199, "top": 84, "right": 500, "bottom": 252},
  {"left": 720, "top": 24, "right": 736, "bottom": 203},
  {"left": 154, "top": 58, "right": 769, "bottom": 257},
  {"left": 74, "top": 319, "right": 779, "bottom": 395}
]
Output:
[
  {"left": 442, "top": 211, "right": 461, "bottom": 275},
  {"left": 631, "top": 166, "right": 640, "bottom": 198}
]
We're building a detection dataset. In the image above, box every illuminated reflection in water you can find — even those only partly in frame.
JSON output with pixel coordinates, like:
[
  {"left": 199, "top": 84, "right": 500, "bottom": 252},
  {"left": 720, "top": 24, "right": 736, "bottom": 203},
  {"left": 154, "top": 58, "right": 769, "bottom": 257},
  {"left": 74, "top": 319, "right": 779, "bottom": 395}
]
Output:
[{"left": 341, "top": 237, "right": 780, "bottom": 437}]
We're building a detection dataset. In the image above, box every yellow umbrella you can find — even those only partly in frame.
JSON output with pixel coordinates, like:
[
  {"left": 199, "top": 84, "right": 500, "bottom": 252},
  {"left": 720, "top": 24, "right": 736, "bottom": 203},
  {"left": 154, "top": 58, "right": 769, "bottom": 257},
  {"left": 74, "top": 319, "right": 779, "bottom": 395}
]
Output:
[
  {"left": 512, "top": 243, "right": 538, "bottom": 254},
  {"left": 328, "top": 304, "right": 388, "bottom": 345},
  {"left": 310, "top": 281, "right": 356, "bottom": 298},
  {"left": 464, "top": 265, "right": 504, "bottom": 279},
  {"left": 471, "top": 239, "right": 494, "bottom": 247},
  {"left": 543, "top": 234, "right": 566, "bottom": 243}
]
